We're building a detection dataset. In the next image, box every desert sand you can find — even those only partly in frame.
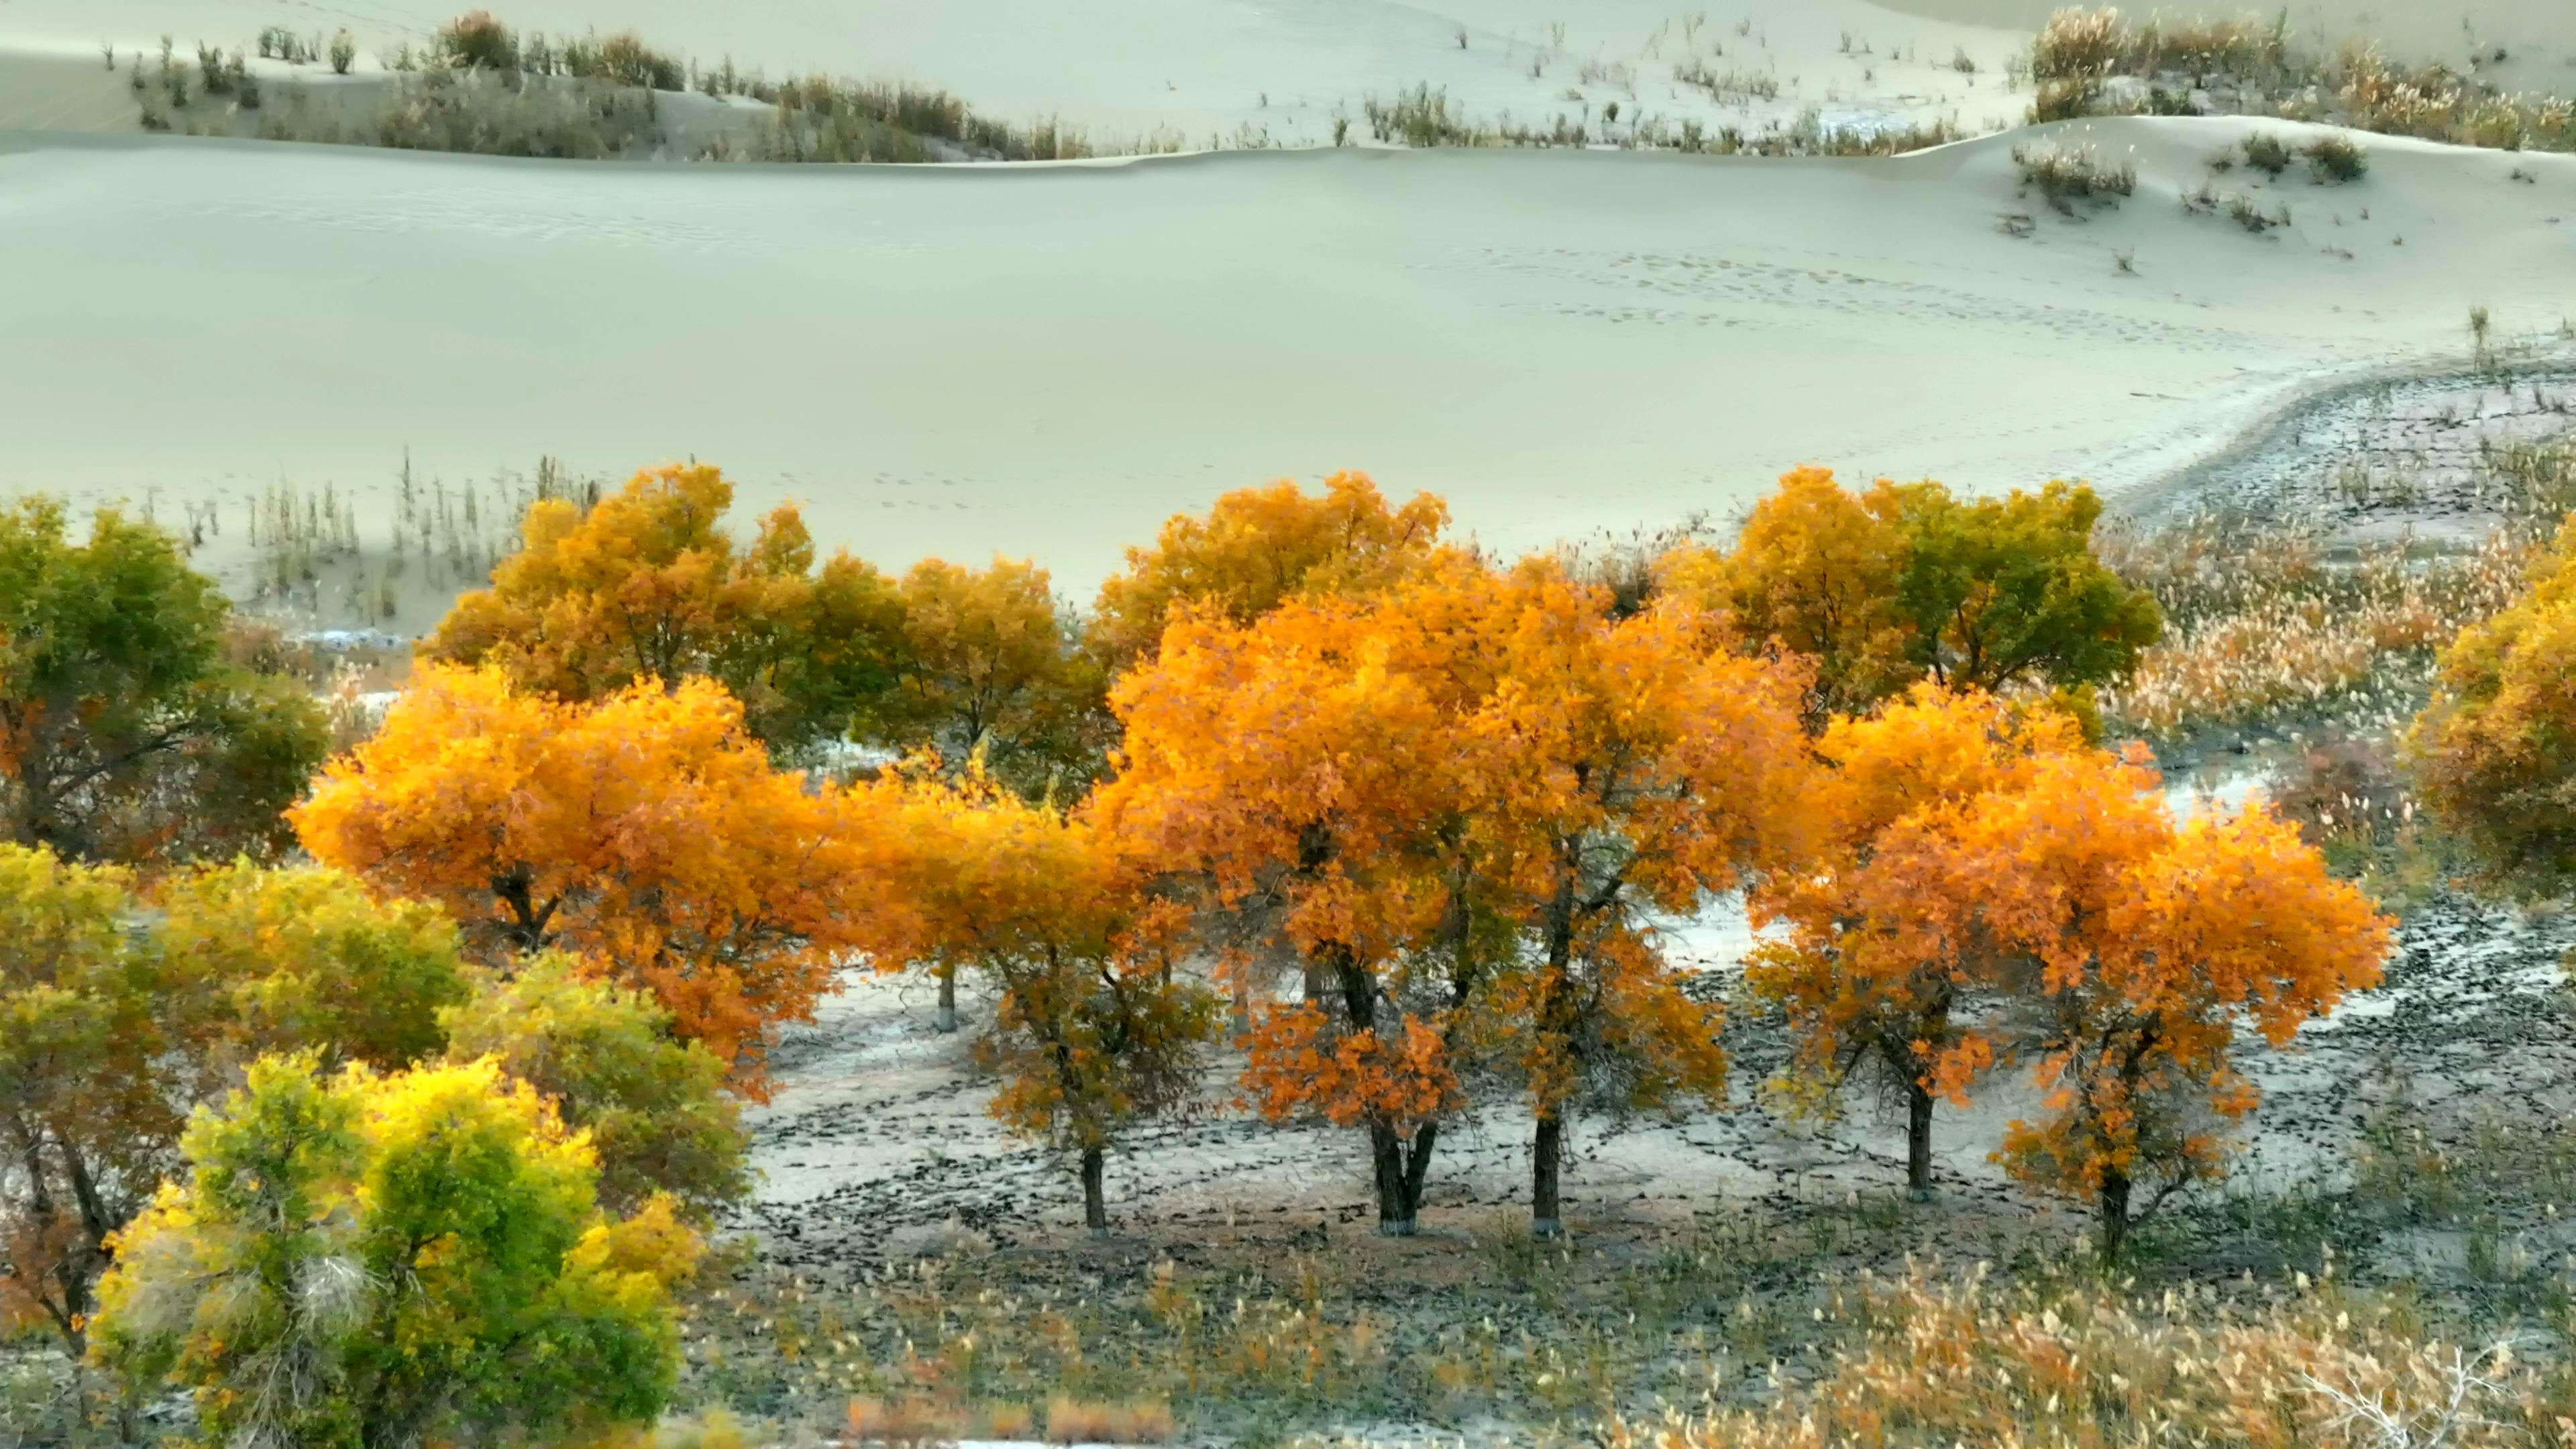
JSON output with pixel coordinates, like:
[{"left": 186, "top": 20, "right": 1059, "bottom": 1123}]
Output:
[{"left": 3, "top": 119, "right": 2569, "bottom": 609}]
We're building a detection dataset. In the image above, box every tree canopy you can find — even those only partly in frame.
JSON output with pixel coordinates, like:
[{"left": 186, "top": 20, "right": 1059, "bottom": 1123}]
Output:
[
  {"left": 294, "top": 663, "right": 868, "bottom": 1095},
  {"left": 1666, "top": 468, "right": 2161, "bottom": 725},
  {"left": 0, "top": 497, "right": 325, "bottom": 865},
  {"left": 420, "top": 463, "right": 908, "bottom": 758}
]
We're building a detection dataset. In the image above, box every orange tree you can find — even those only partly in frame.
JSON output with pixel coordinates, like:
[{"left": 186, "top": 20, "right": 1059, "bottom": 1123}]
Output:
[
  {"left": 842, "top": 769, "right": 1219, "bottom": 1231},
  {"left": 2410, "top": 518, "right": 2576, "bottom": 891},
  {"left": 1960, "top": 750, "right": 2390, "bottom": 1256},
  {"left": 1664, "top": 468, "right": 2159, "bottom": 727},
  {"left": 1745, "top": 687, "right": 2084, "bottom": 1199},
  {"left": 293, "top": 663, "right": 865, "bottom": 1095},
  {"left": 1091, "top": 562, "right": 1489, "bottom": 1235},
  {"left": 1450, "top": 561, "right": 1810, "bottom": 1236},
  {"left": 421, "top": 462, "right": 908, "bottom": 758},
  {"left": 1087, "top": 470, "right": 1452, "bottom": 670}
]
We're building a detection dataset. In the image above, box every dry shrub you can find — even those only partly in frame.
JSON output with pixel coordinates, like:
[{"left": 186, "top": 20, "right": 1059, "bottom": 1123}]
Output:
[
  {"left": 566, "top": 30, "right": 684, "bottom": 91},
  {"left": 371, "top": 69, "right": 658, "bottom": 159},
  {"left": 2306, "top": 133, "right": 2367, "bottom": 182},
  {"left": 1044, "top": 1397, "right": 1176, "bottom": 1444},
  {"left": 2242, "top": 129, "right": 2294, "bottom": 174},
  {"left": 1597, "top": 1265, "right": 2571, "bottom": 1447},
  {"left": 435, "top": 9, "right": 518, "bottom": 70},
  {"left": 846, "top": 1395, "right": 961, "bottom": 1447},
  {"left": 2010, "top": 140, "right": 2137, "bottom": 205},
  {"left": 2032, "top": 7, "right": 2123, "bottom": 80},
  {"left": 2096, "top": 524, "right": 2527, "bottom": 739}
]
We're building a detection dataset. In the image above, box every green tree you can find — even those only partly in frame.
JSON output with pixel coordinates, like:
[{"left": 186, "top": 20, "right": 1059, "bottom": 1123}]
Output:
[
  {"left": 421, "top": 463, "right": 909, "bottom": 759},
  {"left": 439, "top": 953, "right": 749, "bottom": 1218},
  {"left": 0, "top": 847, "right": 468, "bottom": 1356},
  {"left": 0, "top": 498, "right": 325, "bottom": 864},
  {"left": 91, "top": 1053, "right": 696, "bottom": 1449},
  {"left": 2411, "top": 520, "right": 2576, "bottom": 890},
  {"left": 1666, "top": 469, "right": 2159, "bottom": 726}
]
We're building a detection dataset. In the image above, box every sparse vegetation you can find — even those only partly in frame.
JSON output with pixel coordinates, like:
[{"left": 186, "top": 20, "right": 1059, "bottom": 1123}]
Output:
[
  {"left": 2010, "top": 139, "right": 2137, "bottom": 209},
  {"left": 2241, "top": 129, "right": 2293, "bottom": 174},
  {"left": 2306, "top": 131, "right": 2369, "bottom": 182}
]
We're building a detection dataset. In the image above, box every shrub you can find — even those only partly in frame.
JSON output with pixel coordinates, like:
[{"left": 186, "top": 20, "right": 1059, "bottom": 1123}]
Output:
[
  {"left": 2306, "top": 131, "right": 2368, "bottom": 180},
  {"left": 435, "top": 8, "right": 519, "bottom": 70},
  {"left": 566, "top": 30, "right": 684, "bottom": 91},
  {"left": 330, "top": 28, "right": 356, "bottom": 74},
  {"left": 2241, "top": 130, "right": 2294, "bottom": 174},
  {"left": 2032, "top": 6, "right": 2122, "bottom": 80},
  {"left": 2010, "top": 140, "right": 2137, "bottom": 206},
  {"left": 90, "top": 1055, "right": 696, "bottom": 1448}
]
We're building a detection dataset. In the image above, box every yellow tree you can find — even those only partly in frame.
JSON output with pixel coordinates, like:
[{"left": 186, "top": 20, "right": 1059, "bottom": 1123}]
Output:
[
  {"left": 1093, "top": 568, "right": 1486, "bottom": 1235},
  {"left": 1449, "top": 561, "right": 1811, "bottom": 1236},
  {"left": 890, "top": 555, "right": 1104, "bottom": 792},
  {"left": 1087, "top": 471, "right": 1451, "bottom": 670},
  {"left": 0, "top": 847, "right": 466, "bottom": 1357},
  {"left": 1961, "top": 751, "right": 2390, "bottom": 1256},
  {"left": 1745, "top": 687, "right": 2083, "bottom": 1199},
  {"left": 844, "top": 771, "right": 1219, "bottom": 1231},
  {"left": 2410, "top": 518, "right": 2576, "bottom": 890},
  {"left": 422, "top": 462, "right": 908, "bottom": 758},
  {"left": 294, "top": 664, "right": 865, "bottom": 1095}
]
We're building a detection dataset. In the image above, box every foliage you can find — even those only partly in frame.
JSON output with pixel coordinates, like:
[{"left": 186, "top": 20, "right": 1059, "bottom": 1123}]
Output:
[
  {"left": 1746, "top": 688, "right": 2084, "bottom": 1195},
  {"left": 1087, "top": 472, "right": 1451, "bottom": 669},
  {"left": 439, "top": 953, "right": 749, "bottom": 1218},
  {"left": 293, "top": 665, "right": 867, "bottom": 1095},
  {"left": 845, "top": 771, "right": 1220, "bottom": 1228},
  {"left": 90, "top": 1054, "right": 694, "bottom": 1449},
  {"left": 0, "top": 848, "right": 469, "bottom": 1355},
  {"left": 2411, "top": 520, "right": 2576, "bottom": 893},
  {"left": 886, "top": 556, "right": 1103, "bottom": 796},
  {"left": 0, "top": 498, "right": 325, "bottom": 865},
  {"left": 435, "top": 8, "right": 519, "bottom": 70},
  {"left": 421, "top": 463, "right": 907, "bottom": 760},
  {"left": 1962, "top": 750, "right": 2390, "bottom": 1254},
  {"left": 1666, "top": 468, "right": 2157, "bottom": 725},
  {"left": 1440, "top": 561, "right": 1810, "bottom": 1232},
  {"left": 1095, "top": 558, "right": 1499, "bottom": 1232}
]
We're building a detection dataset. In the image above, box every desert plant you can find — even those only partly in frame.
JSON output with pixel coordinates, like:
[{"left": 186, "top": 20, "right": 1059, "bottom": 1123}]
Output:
[
  {"left": 329, "top": 28, "right": 356, "bottom": 74},
  {"left": 2241, "top": 130, "right": 2293, "bottom": 174},
  {"left": 2010, "top": 140, "right": 2137, "bottom": 208},
  {"left": 435, "top": 8, "right": 519, "bottom": 70},
  {"left": 2306, "top": 132, "right": 2367, "bottom": 180}
]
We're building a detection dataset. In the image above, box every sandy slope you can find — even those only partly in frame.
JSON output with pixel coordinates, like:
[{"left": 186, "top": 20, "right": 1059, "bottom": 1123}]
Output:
[
  {"left": 3, "top": 0, "right": 2039, "bottom": 144},
  {"left": 3, "top": 118, "right": 2567, "bottom": 605}
]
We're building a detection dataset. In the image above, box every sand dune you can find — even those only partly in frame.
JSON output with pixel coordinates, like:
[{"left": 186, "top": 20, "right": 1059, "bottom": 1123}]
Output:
[
  {"left": 7, "top": 0, "right": 2039, "bottom": 145},
  {"left": 2, "top": 118, "right": 2566, "bottom": 602}
]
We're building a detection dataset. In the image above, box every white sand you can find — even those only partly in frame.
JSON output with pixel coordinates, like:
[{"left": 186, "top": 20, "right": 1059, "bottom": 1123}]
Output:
[{"left": 3, "top": 119, "right": 2567, "bottom": 600}]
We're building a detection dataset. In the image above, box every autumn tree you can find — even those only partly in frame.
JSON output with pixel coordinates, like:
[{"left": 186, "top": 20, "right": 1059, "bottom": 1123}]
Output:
[
  {"left": 1094, "top": 568, "right": 1491, "bottom": 1236},
  {"left": 1448, "top": 561, "right": 1811, "bottom": 1236},
  {"left": 0, "top": 848, "right": 467, "bottom": 1358},
  {"left": 440, "top": 953, "right": 749, "bottom": 1218},
  {"left": 294, "top": 664, "right": 866, "bottom": 1094},
  {"left": 2410, "top": 519, "right": 2576, "bottom": 892},
  {"left": 0, "top": 497, "right": 325, "bottom": 864},
  {"left": 1087, "top": 471, "right": 1451, "bottom": 669},
  {"left": 887, "top": 555, "right": 1104, "bottom": 799},
  {"left": 1746, "top": 687, "right": 2084, "bottom": 1199},
  {"left": 1960, "top": 751, "right": 2390, "bottom": 1256},
  {"left": 421, "top": 462, "right": 908, "bottom": 759},
  {"left": 846, "top": 771, "right": 1219, "bottom": 1231},
  {"left": 91, "top": 1054, "right": 696, "bottom": 1448},
  {"left": 1665, "top": 468, "right": 2159, "bottom": 725}
]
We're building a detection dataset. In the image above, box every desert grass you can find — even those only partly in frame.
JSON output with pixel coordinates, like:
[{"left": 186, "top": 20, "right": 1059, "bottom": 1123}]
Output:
[
  {"left": 2030, "top": 7, "right": 2576, "bottom": 154},
  {"left": 2010, "top": 139, "right": 2137, "bottom": 211},
  {"left": 1359, "top": 83, "right": 1966, "bottom": 157},
  {"left": 2096, "top": 519, "right": 2530, "bottom": 742}
]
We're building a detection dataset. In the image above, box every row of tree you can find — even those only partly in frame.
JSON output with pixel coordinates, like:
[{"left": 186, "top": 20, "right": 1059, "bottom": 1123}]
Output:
[{"left": 22, "top": 452, "right": 2570, "bottom": 1442}]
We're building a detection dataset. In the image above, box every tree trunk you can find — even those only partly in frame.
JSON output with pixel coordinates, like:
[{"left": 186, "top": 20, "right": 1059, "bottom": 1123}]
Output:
[
  {"left": 1906, "top": 1079, "right": 1936, "bottom": 1201},
  {"left": 2098, "top": 1167, "right": 2133, "bottom": 1260},
  {"left": 1531, "top": 1113, "right": 1564, "bottom": 1237},
  {"left": 1080, "top": 1146, "right": 1107, "bottom": 1234},
  {"left": 936, "top": 964, "right": 957, "bottom": 1033},
  {"left": 1368, "top": 1120, "right": 1440, "bottom": 1235}
]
